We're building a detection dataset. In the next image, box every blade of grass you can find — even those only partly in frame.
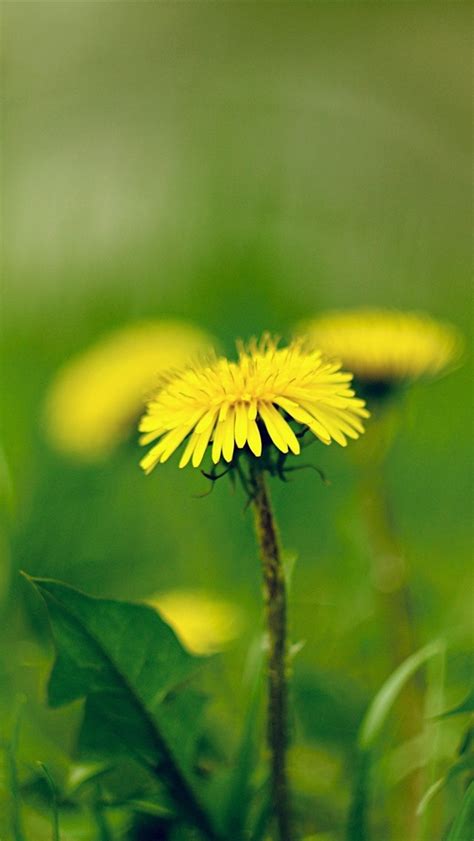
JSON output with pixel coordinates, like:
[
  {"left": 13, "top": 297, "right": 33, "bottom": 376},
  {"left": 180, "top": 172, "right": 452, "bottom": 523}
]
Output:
[
  {"left": 417, "top": 640, "right": 446, "bottom": 841},
  {"left": 358, "top": 640, "right": 443, "bottom": 751},
  {"left": 92, "top": 784, "right": 113, "bottom": 841},
  {"left": 250, "top": 789, "right": 272, "bottom": 841},
  {"left": 437, "top": 688, "right": 474, "bottom": 719},
  {"left": 346, "top": 752, "right": 371, "bottom": 841},
  {"left": 37, "top": 763, "right": 60, "bottom": 841},
  {"left": 6, "top": 697, "right": 26, "bottom": 841},
  {"left": 417, "top": 756, "right": 474, "bottom": 817},
  {"left": 347, "top": 640, "right": 444, "bottom": 841},
  {"left": 446, "top": 782, "right": 474, "bottom": 841}
]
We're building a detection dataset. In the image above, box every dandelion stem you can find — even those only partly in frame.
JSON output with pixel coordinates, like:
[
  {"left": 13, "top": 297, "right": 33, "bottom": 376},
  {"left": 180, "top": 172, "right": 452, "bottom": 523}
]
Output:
[{"left": 250, "top": 466, "right": 292, "bottom": 841}]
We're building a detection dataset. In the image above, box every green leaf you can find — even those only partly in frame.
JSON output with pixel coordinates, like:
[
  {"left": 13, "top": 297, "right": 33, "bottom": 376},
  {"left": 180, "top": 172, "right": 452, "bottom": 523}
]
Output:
[
  {"left": 358, "top": 640, "right": 443, "bottom": 750},
  {"left": 347, "top": 640, "right": 444, "bottom": 841},
  {"left": 5, "top": 698, "right": 27, "bottom": 841},
  {"left": 223, "top": 643, "right": 264, "bottom": 840},
  {"left": 126, "top": 799, "right": 173, "bottom": 818},
  {"left": 36, "top": 763, "right": 60, "bottom": 841},
  {"left": 447, "top": 782, "right": 474, "bottom": 841},
  {"left": 66, "top": 762, "right": 113, "bottom": 796},
  {"left": 437, "top": 687, "right": 474, "bottom": 719},
  {"left": 346, "top": 752, "right": 371, "bottom": 841},
  {"left": 417, "top": 755, "right": 474, "bottom": 816},
  {"left": 296, "top": 669, "right": 366, "bottom": 749},
  {"left": 23, "top": 575, "right": 223, "bottom": 841},
  {"left": 249, "top": 794, "right": 272, "bottom": 841}
]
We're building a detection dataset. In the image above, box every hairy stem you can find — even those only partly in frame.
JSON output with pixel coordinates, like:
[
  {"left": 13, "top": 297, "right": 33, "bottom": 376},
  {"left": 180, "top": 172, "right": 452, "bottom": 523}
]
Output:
[{"left": 250, "top": 467, "right": 292, "bottom": 841}]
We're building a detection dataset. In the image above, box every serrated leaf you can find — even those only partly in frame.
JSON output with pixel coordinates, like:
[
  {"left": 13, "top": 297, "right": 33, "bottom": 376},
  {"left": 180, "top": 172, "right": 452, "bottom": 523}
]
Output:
[
  {"left": 38, "top": 579, "right": 196, "bottom": 707},
  {"left": 24, "top": 575, "right": 223, "bottom": 840}
]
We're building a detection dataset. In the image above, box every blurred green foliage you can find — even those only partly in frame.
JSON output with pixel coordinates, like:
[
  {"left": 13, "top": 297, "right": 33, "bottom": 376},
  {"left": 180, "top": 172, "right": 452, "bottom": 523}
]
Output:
[{"left": 1, "top": 3, "right": 472, "bottom": 839}]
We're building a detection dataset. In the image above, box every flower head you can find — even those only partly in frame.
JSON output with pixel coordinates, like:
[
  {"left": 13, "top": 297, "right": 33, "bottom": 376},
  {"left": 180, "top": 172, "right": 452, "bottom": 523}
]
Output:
[
  {"left": 148, "top": 590, "right": 243, "bottom": 655},
  {"left": 139, "top": 335, "right": 369, "bottom": 473},
  {"left": 300, "top": 309, "right": 462, "bottom": 393},
  {"left": 45, "top": 320, "right": 213, "bottom": 461}
]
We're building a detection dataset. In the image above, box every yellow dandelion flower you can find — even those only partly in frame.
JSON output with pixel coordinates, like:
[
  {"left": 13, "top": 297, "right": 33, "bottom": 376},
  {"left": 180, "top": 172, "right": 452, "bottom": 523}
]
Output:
[
  {"left": 45, "top": 320, "right": 213, "bottom": 461},
  {"left": 139, "top": 335, "right": 369, "bottom": 473},
  {"left": 300, "top": 309, "right": 462, "bottom": 388},
  {"left": 148, "top": 590, "right": 243, "bottom": 655}
]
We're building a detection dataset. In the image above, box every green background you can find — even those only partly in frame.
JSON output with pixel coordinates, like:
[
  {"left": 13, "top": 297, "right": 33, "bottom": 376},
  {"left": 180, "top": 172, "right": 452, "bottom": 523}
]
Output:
[{"left": 1, "top": 3, "right": 472, "bottom": 839}]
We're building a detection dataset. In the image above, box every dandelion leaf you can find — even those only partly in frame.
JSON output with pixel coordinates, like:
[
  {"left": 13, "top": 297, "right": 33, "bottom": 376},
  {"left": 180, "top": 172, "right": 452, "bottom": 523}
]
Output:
[{"left": 24, "top": 575, "right": 222, "bottom": 840}]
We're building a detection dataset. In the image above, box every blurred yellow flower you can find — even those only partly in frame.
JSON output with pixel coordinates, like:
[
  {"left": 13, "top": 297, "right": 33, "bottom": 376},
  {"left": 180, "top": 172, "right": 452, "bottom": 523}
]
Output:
[
  {"left": 148, "top": 590, "right": 243, "bottom": 655},
  {"left": 300, "top": 309, "right": 462, "bottom": 387},
  {"left": 45, "top": 320, "right": 213, "bottom": 461},
  {"left": 139, "top": 335, "right": 369, "bottom": 473}
]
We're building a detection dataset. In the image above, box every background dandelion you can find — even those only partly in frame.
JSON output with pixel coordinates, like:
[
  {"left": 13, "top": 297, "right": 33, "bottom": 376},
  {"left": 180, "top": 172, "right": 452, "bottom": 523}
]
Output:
[
  {"left": 44, "top": 320, "right": 213, "bottom": 461},
  {"left": 300, "top": 307, "right": 466, "bottom": 839},
  {"left": 301, "top": 309, "right": 463, "bottom": 394},
  {"left": 148, "top": 590, "right": 243, "bottom": 655}
]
